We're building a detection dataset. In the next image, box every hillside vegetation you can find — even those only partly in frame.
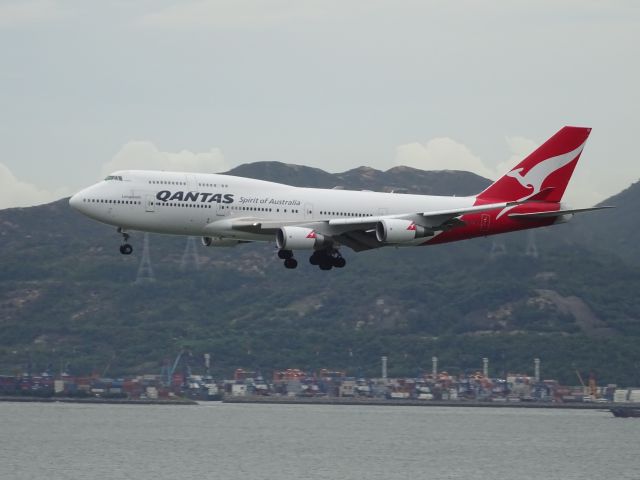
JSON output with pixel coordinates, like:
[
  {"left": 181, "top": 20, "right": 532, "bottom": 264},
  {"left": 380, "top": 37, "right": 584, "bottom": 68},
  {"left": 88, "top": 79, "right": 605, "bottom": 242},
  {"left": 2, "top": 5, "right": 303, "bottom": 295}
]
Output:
[{"left": 0, "top": 164, "right": 638, "bottom": 385}]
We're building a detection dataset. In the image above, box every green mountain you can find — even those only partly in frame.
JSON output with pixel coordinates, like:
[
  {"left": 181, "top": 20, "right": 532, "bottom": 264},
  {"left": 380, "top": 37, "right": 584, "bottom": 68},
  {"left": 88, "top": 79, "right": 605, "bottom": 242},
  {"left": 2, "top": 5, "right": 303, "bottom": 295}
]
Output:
[
  {"left": 227, "top": 162, "right": 490, "bottom": 195},
  {"left": 1, "top": 164, "right": 639, "bottom": 386},
  {"left": 567, "top": 180, "right": 640, "bottom": 265}
]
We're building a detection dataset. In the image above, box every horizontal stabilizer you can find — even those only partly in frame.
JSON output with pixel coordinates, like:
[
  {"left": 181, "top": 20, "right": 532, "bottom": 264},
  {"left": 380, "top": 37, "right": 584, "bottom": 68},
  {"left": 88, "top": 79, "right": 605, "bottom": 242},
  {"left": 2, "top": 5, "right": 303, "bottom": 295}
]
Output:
[{"left": 508, "top": 206, "right": 614, "bottom": 219}]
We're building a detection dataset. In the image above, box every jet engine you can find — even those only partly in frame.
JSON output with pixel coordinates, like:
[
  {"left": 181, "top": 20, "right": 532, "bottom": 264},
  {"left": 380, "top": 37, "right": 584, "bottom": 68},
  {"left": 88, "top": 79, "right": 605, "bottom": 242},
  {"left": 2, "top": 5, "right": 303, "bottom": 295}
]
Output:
[
  {"left": 201, "top": 236, "right": 242, "bottom": 247},
  {"left": 375, "top": 219, "right": 432, "bottom": 243},
  {"left": 276, "top": 227, "right": 329, "bottom": 250}
]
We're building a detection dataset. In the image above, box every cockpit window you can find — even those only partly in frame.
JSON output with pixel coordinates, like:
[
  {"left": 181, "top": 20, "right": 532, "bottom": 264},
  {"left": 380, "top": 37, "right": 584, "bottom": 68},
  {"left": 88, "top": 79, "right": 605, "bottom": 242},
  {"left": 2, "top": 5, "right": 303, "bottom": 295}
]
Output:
[{"left": 104, "top": 175, "right": 123, "bottom": 181}]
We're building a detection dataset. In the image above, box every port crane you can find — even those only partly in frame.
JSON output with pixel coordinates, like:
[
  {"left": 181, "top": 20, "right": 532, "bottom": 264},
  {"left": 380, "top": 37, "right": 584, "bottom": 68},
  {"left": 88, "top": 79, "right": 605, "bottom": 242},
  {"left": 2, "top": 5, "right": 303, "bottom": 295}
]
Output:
[
  {"left": 575, "top": 370, "right": 598, "bottom": 399},
  {"left": 164, "top": 350, "right": 192, "bottom": 387}
]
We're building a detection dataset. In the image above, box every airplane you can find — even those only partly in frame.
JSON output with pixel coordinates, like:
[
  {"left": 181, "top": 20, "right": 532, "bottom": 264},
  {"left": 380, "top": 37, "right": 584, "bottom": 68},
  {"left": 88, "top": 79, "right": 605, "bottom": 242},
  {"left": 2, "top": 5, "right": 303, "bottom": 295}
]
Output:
[{"left": 69, "top": 126, "right": 611, "bottom": 270}]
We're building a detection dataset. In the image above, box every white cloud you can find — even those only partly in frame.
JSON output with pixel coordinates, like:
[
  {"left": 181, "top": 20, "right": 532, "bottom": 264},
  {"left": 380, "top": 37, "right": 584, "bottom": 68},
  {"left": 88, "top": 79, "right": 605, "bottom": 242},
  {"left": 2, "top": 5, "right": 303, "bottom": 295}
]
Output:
[
  {"left": 137, "top": 0, "right": 365, "bottom": 29},
  {"left": 393, "top": 137, "right": 496, "bottom": 180},
  {"left": 1, "top": 142, "right": 228, "bottom": 209},
  {"left": 496, "top": 136, "right": 539, "bottom": 176},
  {"left": 139, "top": 0, "right": 296, "bottom": 29},
  {"left": 0, "top": 162, "right": 71, "bottom": 209},
  {"left": 393, "top": 135, "right": 541, "bottom": 181},
  {"left": 0, "top": 0, "right": 69, "bottom": 28},
  {"left": 101, "top": 141, "right": 229, "bottom": 177},
  {"left": 391, "top": 134, "right": 607, "bottom": 206}
]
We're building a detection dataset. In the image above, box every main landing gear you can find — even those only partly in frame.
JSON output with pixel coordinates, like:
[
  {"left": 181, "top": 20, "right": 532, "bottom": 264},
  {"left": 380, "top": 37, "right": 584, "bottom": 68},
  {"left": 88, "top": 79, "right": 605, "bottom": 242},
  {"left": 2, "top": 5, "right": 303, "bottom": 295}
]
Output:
[
  {"left": 117, "top": 227, "right": 133, "bottom": 255},
  {"left": 309, "top": 249, "right": 346, "bottom": 270},
  {"left": 277, "top": 249, "right": 298, "bottom": 269},
  {"left": 277, "top": 248, "right": 346, "bottom": 270}
]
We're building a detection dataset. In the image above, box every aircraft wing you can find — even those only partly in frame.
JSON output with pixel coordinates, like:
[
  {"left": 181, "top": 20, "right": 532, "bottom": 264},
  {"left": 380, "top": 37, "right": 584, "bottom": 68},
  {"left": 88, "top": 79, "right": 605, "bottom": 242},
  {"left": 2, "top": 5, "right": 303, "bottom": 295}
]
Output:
[
  {"left": 327, "top": 201, "right": 514, "bottom": 229},
  {"left": 230, "top": 219, "right": 309, "bottom": 234},
  {"left": 228, "top": 201, "right": 515, "bottom": 252},
  {"left": 419, "top": 201, "right": 515, "bottom": 228},
  {"left": 329, "top": 201, "right": 515, "bottom": 251}
]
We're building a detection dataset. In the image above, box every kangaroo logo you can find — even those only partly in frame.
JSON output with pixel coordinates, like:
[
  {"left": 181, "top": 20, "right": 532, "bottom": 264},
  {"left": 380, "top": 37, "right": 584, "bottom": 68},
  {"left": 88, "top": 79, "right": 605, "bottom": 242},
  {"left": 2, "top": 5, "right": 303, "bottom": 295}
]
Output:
[
  {"left": 507, "top": 142, "right": 585, "bottom": 200},
  {"left": 496, "top": 141, "right": 585, "bottom": 218}
]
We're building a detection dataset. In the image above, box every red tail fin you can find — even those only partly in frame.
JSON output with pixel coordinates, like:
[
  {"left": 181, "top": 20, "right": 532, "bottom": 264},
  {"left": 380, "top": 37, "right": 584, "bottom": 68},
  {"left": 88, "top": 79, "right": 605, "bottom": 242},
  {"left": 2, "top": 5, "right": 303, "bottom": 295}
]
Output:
[{"left": 477, "top": 126, "right": 591, "bottom": 203}]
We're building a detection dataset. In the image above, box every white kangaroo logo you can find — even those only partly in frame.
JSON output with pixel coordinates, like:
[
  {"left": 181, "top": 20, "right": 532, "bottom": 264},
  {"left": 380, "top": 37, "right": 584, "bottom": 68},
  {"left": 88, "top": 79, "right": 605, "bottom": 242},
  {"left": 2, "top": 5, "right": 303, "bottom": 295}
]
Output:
[{"left": 496, "top": 141, "right": 585, "bottom": 218}]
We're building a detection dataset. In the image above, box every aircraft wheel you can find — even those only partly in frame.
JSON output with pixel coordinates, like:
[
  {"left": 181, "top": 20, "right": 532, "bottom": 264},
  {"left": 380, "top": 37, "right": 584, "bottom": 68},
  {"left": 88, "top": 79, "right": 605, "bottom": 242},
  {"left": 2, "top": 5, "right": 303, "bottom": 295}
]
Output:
[
  {"left": 284, "top": 258, "right": 298, "bottom": 269},
  {"left": 120, "top": 244, "right": 133, "bottom": 255},
  {"left": 333, "top": 256, "right": 346, "bottom": 268},
  {"left": 319, "top": 263, "right": 333, "bottom": 270},
  {"left": 309, "top": 252, "right": 320, "bottom": 265}
]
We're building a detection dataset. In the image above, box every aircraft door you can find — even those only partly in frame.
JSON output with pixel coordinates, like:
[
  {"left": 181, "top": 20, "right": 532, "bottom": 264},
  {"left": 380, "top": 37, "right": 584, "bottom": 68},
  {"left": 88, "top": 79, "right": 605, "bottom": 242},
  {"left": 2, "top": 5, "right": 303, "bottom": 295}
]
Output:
[
  {"left": 186, "top": 174, "right": 197, "bottom": 191},
  {"left": 480, "top": 214, "right": 490, "bottom": 232},
  {"left": 145, "top": 195, "right": 155, "bottom": 213},
  {"left": 304, "top": 203, "right": 314, "bottom": 220},
  {"left": 216, "top": 202, "right": 229, "bottom": 217}
]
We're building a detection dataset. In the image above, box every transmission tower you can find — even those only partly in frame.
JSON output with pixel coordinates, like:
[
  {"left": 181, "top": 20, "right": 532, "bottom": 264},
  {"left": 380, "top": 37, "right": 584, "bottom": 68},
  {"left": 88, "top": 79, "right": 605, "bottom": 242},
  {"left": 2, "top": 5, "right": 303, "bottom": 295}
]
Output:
[
  {"left": 525, "top": 230, "right": 539, "bottom": 258},
  {"left": 135, "top": 233, "right": 155, "bottom": 283},
  {"left": 180, "top": 236, "right": 200, "bottom": 271},
  {"left": 489, "top": 239, "right": 507, "bottom": 259}
]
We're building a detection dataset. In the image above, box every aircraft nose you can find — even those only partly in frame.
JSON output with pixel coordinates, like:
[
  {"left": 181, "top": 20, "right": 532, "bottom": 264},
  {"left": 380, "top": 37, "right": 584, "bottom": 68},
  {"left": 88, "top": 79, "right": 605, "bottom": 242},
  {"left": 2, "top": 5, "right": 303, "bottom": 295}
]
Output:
[{"left": 69, "top": 191, "right": 83, "bottom": 211}]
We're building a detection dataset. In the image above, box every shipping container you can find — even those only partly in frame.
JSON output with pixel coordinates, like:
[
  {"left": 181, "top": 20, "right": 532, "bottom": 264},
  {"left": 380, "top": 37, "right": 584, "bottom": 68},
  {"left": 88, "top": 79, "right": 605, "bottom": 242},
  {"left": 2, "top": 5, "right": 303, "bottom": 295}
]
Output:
[
  {"left": 613, "top": 389, "right": 629, "bottom": 403},
  {"left": 628, "top": 390, "right": 640, "bottom": 402},
  {"left": 231, "top": 384, "right": 247, "bottom": 396},
  {"left": 389, "top": 392, "right": 410, "bottom": 399},
  {"left": 146, "top": 386, "right": 158, "bottom": 399}
]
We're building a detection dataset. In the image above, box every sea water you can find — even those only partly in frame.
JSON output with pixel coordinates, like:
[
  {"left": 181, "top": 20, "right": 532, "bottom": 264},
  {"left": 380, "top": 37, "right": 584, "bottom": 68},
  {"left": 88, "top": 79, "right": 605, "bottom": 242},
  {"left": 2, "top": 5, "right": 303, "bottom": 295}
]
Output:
[{"left": 0, "top": 402, "right": 637, "bottom": 480}]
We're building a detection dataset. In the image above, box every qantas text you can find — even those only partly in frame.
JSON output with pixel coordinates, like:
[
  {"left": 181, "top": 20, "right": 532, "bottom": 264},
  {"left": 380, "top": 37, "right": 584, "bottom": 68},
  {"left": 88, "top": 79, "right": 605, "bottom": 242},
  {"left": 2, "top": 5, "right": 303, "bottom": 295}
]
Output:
[{"left": 156, "top": 190, "right": 234, "bottom": 204}]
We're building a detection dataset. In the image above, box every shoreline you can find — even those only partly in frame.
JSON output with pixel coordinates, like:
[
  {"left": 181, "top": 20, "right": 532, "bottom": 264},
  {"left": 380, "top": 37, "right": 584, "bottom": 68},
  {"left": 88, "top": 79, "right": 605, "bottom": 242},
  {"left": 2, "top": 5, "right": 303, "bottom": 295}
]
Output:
[
  {"left": 3, "top": 394, "right": 638, "bottom": 410},
  {"left": 0, "top": 396, "right": 197, "bottom": 406},
  {"left": 222, "top": 396, "right": 639, "bottom": 410}
]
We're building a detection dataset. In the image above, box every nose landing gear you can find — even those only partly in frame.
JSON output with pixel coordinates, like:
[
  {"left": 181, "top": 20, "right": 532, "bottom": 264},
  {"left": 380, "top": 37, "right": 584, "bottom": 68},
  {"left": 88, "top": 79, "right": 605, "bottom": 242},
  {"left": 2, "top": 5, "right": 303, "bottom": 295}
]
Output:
[{"left": 117, "top": 227, "right": 133, "bottom": 255}]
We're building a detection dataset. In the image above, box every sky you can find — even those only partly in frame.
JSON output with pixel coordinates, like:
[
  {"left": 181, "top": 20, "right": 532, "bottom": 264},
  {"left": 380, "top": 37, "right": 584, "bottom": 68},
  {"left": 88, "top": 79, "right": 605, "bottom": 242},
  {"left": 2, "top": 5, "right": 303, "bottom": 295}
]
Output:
[{"left": 0, "top": 0, "right": 639, "bottom": 209}]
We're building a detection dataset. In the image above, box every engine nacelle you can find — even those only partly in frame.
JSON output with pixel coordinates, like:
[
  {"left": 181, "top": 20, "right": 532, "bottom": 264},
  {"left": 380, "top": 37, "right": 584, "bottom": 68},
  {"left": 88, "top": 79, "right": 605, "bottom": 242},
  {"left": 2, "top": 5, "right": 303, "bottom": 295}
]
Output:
[
  {"left": 201, "top": 236, "right": 241, "bottom": 247},
  {"left": 375, "top": 219, "right": 432, "bottom": 243},
  {"left": 276, "top": 227, "right": 328, "bottom": 250}
]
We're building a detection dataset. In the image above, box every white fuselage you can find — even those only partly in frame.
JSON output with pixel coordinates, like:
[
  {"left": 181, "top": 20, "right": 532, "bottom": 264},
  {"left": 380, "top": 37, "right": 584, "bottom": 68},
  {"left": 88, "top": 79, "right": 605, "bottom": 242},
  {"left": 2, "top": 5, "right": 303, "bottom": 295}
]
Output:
[
  {"left": 67, "top": 128, "right": 601, "bottom": 270},
  {"left": 69, "top": 170, "right": 475, "bottom": 242}
]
